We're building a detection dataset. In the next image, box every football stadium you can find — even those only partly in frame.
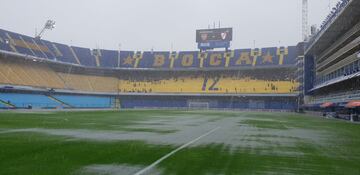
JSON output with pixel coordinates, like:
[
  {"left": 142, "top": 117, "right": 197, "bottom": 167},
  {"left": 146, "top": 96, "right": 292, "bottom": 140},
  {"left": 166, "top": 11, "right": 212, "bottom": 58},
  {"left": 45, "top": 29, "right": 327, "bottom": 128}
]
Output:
[{"left": 0, "top": 0, "right": 359, "bottom": 174}]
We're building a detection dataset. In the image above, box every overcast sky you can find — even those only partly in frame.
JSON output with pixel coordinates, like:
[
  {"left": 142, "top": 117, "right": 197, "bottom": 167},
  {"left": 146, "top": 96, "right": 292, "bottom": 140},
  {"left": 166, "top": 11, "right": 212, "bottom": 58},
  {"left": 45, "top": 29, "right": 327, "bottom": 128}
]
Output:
[{"left": 0, "top": 0, "right": 338, "bottom": 51}]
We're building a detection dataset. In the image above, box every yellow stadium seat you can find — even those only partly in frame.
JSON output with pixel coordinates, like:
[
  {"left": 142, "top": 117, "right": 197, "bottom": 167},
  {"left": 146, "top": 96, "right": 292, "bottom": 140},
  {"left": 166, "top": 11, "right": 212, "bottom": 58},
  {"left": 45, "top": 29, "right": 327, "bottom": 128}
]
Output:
[{"left": 0, "top": 58, "right": 298, "bottom": 94}]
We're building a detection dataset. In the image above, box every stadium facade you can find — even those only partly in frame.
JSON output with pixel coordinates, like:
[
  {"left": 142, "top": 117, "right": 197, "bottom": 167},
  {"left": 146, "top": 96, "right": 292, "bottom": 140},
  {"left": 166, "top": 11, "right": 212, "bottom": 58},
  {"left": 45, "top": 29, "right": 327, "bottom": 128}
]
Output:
[
  {"left": 303, "top": 0, "right": 360, "bottom": 118},
  {"left": 0, "top": 27, "right": 301, "bottom": 110}
]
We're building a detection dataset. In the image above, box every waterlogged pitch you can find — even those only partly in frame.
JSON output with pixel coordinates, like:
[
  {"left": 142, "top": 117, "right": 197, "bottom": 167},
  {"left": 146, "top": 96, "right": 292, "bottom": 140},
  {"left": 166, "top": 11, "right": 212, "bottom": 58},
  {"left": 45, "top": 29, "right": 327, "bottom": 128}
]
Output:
[{"left": 0, "top": 110, "right": 359, "bottom": 175}]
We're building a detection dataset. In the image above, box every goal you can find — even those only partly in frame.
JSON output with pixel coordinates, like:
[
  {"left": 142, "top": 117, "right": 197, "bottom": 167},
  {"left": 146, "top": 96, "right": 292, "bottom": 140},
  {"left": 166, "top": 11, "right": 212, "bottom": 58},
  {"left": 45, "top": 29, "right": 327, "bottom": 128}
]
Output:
[{"left": 188, "top": 101, "right": 210, "bottom": 110}]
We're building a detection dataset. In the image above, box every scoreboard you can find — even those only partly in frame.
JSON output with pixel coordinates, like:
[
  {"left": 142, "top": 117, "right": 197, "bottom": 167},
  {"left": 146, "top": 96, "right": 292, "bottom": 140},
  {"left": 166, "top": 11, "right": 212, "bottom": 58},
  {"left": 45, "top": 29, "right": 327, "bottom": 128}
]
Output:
[
  {"left": 196, "top": 28, "right": 232, "bottom": 50},
  {"left": 196, "top": 28, "right": 233, "bottom": 43}
]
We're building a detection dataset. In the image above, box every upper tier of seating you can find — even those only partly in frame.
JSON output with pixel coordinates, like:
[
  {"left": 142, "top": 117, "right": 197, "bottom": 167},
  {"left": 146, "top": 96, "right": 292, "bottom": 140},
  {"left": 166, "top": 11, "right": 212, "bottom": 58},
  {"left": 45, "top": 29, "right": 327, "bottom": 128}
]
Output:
[{"left": 0, "top": 28, "right": 299, "bottom": 70}]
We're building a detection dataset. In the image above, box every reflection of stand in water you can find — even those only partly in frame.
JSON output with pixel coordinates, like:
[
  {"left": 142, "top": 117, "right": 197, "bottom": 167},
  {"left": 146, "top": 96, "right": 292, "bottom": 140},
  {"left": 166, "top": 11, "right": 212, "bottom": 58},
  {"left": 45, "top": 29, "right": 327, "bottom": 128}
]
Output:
[{"left": 229, "top": 96, "right": 235, "bottom": 109}]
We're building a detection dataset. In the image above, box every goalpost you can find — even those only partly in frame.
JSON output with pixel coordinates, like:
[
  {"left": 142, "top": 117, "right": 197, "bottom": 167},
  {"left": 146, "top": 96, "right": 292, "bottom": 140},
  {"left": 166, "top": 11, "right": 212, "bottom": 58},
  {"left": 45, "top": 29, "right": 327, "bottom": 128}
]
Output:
[{"left": 188, "top": 101, "right": 210, "bottom": 110}]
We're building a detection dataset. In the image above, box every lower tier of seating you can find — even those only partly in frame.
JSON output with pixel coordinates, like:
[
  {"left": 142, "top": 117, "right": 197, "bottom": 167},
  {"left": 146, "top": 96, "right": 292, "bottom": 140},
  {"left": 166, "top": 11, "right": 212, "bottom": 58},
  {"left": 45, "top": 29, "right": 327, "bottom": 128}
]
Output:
[
  {"left": 0, "top": 92, "right": 297, "bottom": 110},
  {"left": 52, "top": 95, "right": 113, "bottom": 108},
  {"left": 120, "top": 96, "right": 298, "bottom": 110},
  {"left": 0, "top": 93, "right": 60, "bottom": 108},
  {"left": 0, "top": 93, "right": 114, "bottom": 109}
]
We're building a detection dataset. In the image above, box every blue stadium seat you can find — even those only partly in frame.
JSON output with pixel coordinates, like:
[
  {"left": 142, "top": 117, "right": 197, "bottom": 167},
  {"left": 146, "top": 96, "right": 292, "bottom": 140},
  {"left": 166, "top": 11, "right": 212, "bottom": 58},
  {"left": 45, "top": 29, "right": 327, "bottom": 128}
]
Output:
[
  {"left": 0, "top": 93, "right": 60, "bottom": 108},
  {"left": 0, "top": 29, "right": 13, "bottom": 52},
  {"left": 71, "top": 46, "right": 96, "bottom": 67},
  {"left": 100, "top": 49, "right": 119, "bottom": 68},
  {"left": 0, "top": 102, "right": 8, "bottom": 108},
  {"left": 139, "top": 52, "right": 156, "bottom": 68},
  {"left": 38, "top": 39, "right": 59, "bottom": 60},
  {"left": 203, "top": 51, "right": 225, "bottom": 68},
  {"left": 119, "top": 51, "right": 136, "bottom": 68},
  {"left": 52, "top": 43, "right": 78, "bottom": 64},
  {"left": 284, "top": 46, "right": 297, "bottom": 65},
  {"left": 20, "top": 34, "right": 48, "bottom": 58},
  {"left": 258, "top": 47, "right": 279, "bottom": 66},
  {"left": 175, "top": 51, "right": 200, "bottom": 69},
  {"left": 230, "top": 49, "right": 253, "bottom": 68},
  {"left": 0, "top": 28, "right": 299, "bottom": 69},
  {"left": 52, "top": 95, "right": 112, "bottom": 108},
  {"left": 33, "top": 39, "right": 55, "bottom": 59},
  {"left": 5, "top": 31, "right": 35, "bottom": 56}
]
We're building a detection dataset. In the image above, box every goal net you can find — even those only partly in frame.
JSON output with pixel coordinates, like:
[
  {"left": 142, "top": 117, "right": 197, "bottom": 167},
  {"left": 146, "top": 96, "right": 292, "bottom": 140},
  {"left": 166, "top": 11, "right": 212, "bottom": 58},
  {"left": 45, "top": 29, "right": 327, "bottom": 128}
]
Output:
[{"left": 188, "top": 101, "right": 210, "bottom": 110}]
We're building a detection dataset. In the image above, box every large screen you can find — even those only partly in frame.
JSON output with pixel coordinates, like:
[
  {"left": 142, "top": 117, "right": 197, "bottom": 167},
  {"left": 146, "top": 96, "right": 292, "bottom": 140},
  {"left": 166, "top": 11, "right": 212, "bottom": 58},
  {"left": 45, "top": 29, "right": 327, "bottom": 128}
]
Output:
[{"left": 196, "top": 28, "right": 233, "bottom": 43}]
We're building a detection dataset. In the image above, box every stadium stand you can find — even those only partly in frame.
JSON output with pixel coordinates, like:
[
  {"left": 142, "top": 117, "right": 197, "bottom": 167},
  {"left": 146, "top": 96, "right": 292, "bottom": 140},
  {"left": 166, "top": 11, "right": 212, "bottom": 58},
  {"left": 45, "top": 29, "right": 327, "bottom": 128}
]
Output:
[
  {"left": 304, "top": 0, "right": 360, "bottom": 119},
  {"left": 21, "top": 35, "right": 48, "bottom": 58},
  {"left": 71, "top": 46, "right": 97, "bottom": 67},
  {"left": 39, "top": 39, "right": 61, "bottom": 60},
  {"left": 98, "top": 49, "right": 119, "bottom": 68},
  {"left": 0, "top": 92, "right": 113, "bottom": 109},
  {"left": 307, "top": 0, "right": 351, "bottom": 47},
  {"left": 118, "top": 74, "right": 298, "bottom": 94},
  {"left": 118, "top": 48, "right": 297, "bottom": 69},
  {"left": 5, "top": 32, "right": 36, "bottom": 56},
  {"left": 52, "top": 43, "right": 79, "bottom": 64},
  {"left": 0, "top": 28, "right": 299, "bottom": 69},
  {"left": 0, "top": 103, "right": 8, "bottom": 108},
  {"left": 58, "top": 73, "right": 118, "bottom": 92},
  {"left": 0, "top": 58, "right": 65, "bottom": 89},
  {"left": 0, "top": 29, "right": 13, "bottom": 52},
  {"left": 0, "top": 56, "right": 119, "bottom": 93},
  {"left": 0, "top": 27, "right": 300, "bottom": 110},
  {"left": 32, "top": 39, "right": 53, "bottom": 59},
  {"left": 52, "top": 95, "right": 113, "bottom": 108},
  {"left": 0, "top": 93, "right": 60, "bottom": 108}
]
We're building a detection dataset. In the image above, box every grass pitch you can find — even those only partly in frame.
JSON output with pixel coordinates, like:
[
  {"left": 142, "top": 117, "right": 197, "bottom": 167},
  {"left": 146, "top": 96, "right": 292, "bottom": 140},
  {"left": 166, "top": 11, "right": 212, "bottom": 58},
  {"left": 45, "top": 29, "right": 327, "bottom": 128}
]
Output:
[{"left": 0, "top": 110, "right": 359, "bottom": 175}]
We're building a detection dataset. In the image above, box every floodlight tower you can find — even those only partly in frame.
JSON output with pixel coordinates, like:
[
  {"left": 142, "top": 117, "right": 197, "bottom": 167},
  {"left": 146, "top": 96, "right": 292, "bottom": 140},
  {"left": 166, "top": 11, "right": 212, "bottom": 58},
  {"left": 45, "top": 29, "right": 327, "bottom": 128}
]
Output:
[
  {"left": 35, "top": 20, "right": 56, "bottom": 39},
  {"left": 302, "top": 0, "right": 309, "bottom": 41}
]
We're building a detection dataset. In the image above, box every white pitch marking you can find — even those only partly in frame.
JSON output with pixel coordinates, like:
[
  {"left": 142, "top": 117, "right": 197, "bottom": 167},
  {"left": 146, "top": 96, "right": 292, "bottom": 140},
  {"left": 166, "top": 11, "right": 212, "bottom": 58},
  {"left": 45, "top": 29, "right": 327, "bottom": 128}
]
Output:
[{"left": 133, "top": 127, "right": 221, "bottom": 175}]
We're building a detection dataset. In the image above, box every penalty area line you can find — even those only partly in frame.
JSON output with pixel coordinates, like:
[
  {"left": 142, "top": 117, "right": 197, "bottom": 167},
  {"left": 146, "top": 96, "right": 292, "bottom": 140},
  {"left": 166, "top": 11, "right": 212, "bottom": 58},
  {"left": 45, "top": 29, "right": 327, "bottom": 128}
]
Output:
[{"left": 133, "top": 127, "right": 221, "bottom": 175}]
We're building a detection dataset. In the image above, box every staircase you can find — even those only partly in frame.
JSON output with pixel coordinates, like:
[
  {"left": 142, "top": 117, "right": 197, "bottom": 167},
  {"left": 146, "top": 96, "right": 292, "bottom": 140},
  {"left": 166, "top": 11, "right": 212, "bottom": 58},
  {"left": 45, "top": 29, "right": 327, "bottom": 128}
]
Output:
[
  {"left": 47, "top": 95, "right": 73, "bottom": 108},
  {"left": 0, "top": 99, "right": 16, "bottom": 108},
  {"left": 111, "top": 97, "right": 121, "bottom": 109}
]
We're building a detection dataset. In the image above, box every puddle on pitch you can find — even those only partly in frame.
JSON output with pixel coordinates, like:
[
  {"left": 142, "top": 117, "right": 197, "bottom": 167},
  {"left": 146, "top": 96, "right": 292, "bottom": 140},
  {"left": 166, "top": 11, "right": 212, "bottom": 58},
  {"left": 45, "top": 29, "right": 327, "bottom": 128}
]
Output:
[{"left": 76, "top": 164, "right": 162, "bottom": 175}]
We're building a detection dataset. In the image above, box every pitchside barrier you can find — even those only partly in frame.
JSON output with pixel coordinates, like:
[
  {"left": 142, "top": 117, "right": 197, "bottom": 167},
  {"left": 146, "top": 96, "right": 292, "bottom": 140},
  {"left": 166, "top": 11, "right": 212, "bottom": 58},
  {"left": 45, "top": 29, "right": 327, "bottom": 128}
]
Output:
[{"left": 132, "top": 107, "right": 294, "bottom": 112}]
